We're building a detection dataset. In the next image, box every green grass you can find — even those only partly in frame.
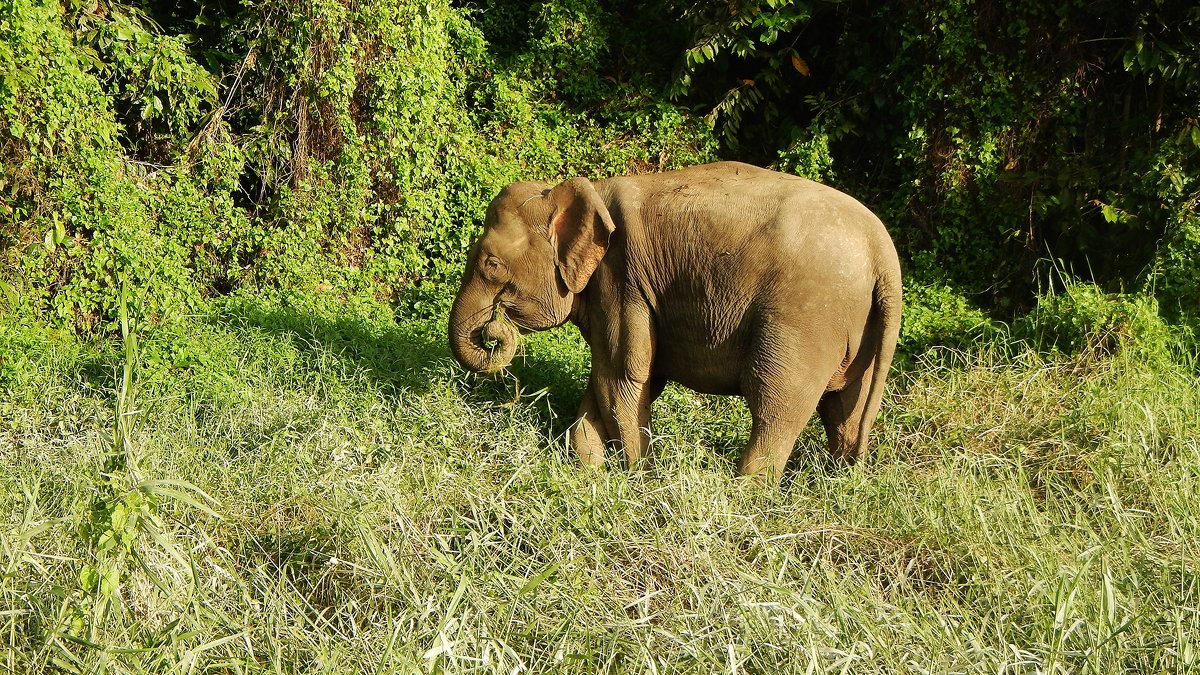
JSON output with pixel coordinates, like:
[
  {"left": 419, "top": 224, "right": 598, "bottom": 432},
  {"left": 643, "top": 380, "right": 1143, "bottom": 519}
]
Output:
[{"left": 2, "top": 296, "right": 1198, "bottom": 673}]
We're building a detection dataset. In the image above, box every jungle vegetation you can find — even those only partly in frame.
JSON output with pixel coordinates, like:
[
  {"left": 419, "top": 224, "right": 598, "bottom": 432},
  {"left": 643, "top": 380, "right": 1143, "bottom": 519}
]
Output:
[{"left": 1, "top": 0, "right": 1198, "bottom": 671}]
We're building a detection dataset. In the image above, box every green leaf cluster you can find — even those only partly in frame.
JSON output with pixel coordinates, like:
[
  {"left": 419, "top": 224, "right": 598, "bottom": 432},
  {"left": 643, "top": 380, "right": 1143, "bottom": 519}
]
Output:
[
  {"left": 670, "top": 0, "right": 1200, "bottom": 326},
  {"left": 1, "top": 0, "right": 716, "bottom": 329}
]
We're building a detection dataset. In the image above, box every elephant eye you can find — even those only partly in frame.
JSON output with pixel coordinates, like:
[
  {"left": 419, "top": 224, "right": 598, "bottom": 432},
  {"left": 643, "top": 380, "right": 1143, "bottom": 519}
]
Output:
[{"left": 481, "top": 255, "right": 508, "bottom": 282}]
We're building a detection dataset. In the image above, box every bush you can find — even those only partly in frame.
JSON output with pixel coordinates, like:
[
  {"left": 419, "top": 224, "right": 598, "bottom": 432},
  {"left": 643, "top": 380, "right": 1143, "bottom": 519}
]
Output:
[
  {"left": 1, "top": 0, "right": 716, "bottom": 330},
  {"left": 898, "top": 279, "right": 996, "bottom": 363},
  {"left": 1015, "top": 282, "right": 1174, "bottom": 361},
  {"left": 1, "top": 0, "right": 204, "bottom": 330},
  {"left": 1151, "top": 201, "right": 1200, "bottom": 326}
]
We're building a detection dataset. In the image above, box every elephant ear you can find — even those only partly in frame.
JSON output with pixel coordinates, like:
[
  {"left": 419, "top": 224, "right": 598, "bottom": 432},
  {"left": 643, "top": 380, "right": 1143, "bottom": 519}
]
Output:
[{"left": 547, "top": 177, "right": 616, "bottom": 293}]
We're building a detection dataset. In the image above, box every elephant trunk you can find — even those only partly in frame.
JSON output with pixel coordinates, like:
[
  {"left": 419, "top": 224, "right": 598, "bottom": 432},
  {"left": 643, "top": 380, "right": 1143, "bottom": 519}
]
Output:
[{"left": 448, "top": 289, "right": 518, "bottom": 373}]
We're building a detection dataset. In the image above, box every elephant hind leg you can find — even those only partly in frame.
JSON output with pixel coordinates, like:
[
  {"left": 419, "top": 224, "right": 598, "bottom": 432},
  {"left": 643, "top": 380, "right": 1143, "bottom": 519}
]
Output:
[
  {"left": 737, "top": 416, "right": 810, "bottom": 484},
  {"left": 819, "top": 283, "right": 897, "bottom": 464},
  {"left": 817, "top": 360, "right": 878, "bottom": 463},
  {"left": 738, "top": 379, "right": 829, "bottom": 484}
]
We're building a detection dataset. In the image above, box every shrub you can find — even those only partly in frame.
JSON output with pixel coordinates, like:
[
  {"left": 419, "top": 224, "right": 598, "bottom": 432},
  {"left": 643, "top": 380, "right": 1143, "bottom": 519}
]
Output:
[
  {"left": 2, "top": 0, "right": 203, "bottom": 330},
  {"left": 898, "top": 279, "right": 996, "bottom": 363},
  {"left": 1151, "top": 195, "right": 1200, "bottom": 326},
  {"left": 1015, "top": 282, "right": 1174, "bottom": 361}
]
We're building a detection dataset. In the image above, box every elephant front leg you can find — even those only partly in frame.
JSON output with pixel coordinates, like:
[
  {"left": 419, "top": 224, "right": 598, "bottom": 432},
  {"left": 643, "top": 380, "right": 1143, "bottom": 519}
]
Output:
[
  {"left": 593, "top": 375, "right": 664, "bottom": 471},
  {"left": 570, "top": 385, "right": 609, "bottom": 468},
  {"left": 582, "top": 303, "right": 661, "bottom": 471}
]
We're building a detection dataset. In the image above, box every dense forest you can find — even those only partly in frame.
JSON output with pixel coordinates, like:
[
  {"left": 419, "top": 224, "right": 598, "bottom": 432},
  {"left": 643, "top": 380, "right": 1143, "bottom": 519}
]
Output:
[
  {"left": 2, "top": 1, "right": 1199, "bottom": 672},
  {"left": 3, "top": 0, "right": 1197, "bottom": 340}
]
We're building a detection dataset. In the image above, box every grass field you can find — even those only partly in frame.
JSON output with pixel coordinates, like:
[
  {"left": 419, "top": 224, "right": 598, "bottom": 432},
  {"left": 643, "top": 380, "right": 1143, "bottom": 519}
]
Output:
[{"left": 2, "top": 293, "right": 1198, "bottom": 673}]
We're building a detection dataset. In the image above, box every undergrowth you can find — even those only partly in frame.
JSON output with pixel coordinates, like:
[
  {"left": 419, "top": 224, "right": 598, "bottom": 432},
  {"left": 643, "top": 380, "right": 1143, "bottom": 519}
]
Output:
[{"left": 2, "top": 291, "right": 1197, "bottom": 673}]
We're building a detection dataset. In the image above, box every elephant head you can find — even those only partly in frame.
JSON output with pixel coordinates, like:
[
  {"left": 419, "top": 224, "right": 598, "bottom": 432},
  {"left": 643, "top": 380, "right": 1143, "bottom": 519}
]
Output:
[{"left": 448, "top": 177, "right": 616, "bottom": 373}]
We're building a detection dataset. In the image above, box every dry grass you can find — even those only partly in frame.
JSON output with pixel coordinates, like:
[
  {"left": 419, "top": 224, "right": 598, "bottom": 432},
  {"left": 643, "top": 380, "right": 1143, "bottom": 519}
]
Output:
[{"left": 2, "top": 300, "right": 1198, "bottom": 673}]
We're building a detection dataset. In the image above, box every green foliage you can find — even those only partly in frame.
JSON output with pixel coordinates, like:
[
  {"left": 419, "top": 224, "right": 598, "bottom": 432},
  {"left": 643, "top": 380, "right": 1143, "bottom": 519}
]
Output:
[
  {"left": 4, "top": 0, "right": 1200, "bottom": 351},
  {"left": 1, "top": 0, "right": 716, "bottom": 330},
  {"left": 1016, "top": 282, "right": 1174, "bottom": 362},
  {"left": 68, "top": 0, "right": 219, "bottom": 160},
  {"left": 775, "top": 129, "right": 836, "bottom": 182},
  {"left": 670, "top": 0, "right": 1200, "bottom": 309},
  {"left": 1154, "top": 210, "right": 1200, "bottom": 323},
  {"left": 19, "top": 160, "right": 205, "bottom": 330},
  {"left": 1, "top": 0, "right": 220, "bottom": 329},
  {"left": 514, "top": 0, "right": 619, "bottom": 105},
  {"left": 214, "top": 0, "right": 712, "bottom": 314},
  {"left": 8, "top": 0, "right": 1191, "bottom": 340},
  {"left": 898, "top": 280, "right": 995, "bottom": 360}
]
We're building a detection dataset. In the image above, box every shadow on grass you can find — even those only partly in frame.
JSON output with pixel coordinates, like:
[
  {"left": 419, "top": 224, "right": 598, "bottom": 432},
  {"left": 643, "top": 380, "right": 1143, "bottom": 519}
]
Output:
[
  {"left": 682, "top": 416, "right": 844, "bottom": 485},
  {"left": 209, "top": 298, "right": 453, "bottom": 394},
  {"left": 201, "top": 298, "right": 859, "bottom": 481},
  {"left": 207, "top": 297, "right": 591, "bottom": 438}
]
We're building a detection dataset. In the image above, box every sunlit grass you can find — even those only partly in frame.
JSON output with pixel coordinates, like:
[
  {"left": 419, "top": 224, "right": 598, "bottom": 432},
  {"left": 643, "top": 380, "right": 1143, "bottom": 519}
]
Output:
[{"left": 2, "top": 297, "right": 1197, "bottom": 673}]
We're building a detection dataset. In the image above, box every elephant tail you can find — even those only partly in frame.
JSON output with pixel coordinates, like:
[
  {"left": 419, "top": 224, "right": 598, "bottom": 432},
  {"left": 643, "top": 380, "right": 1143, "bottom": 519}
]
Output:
[{"left": 855, "top": 263, "right": 903, "bottom": 455}]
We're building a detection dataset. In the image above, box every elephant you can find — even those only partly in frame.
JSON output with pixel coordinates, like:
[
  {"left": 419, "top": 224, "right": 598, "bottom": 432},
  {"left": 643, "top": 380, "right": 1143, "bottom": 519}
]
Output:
[{"left": 448, "top": 161, "right": 902, "bottom": 483}]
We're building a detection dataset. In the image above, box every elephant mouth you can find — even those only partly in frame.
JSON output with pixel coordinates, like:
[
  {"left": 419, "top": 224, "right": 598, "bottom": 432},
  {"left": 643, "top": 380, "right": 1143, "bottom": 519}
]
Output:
[
  {"left": 483, "top": 306, "right": 522, "bottom": 343},
  {"left": 474, "top": 305, "right": 520, "bottom": 372},
  {"left": 492, "top": 305, "right": 540, "bottom": 336},
  {"left": 498, "top": 297, "right": 572, "bottom": 334}
]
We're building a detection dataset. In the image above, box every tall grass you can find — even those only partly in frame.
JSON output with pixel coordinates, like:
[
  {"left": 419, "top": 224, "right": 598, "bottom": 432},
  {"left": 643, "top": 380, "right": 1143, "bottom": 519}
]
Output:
[{"left": 2, "top": 296, "right": 1197, "bottom": 673}]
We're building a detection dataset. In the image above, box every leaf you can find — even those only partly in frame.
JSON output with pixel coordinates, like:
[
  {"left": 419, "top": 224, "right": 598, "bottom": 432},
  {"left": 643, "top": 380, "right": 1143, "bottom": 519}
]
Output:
[
  {"left": 791, "top": 53, "right": 811, "bottom": 76},
  {"left": 1191, "top": 125, "right": 1200, "bottom": 149},
  {"left": 0, "top": 280, "right": 16, "bottom": 308},
  {"left": 97, "top": 530, "right": 116, "bottom": 551},
  {"left": 518, "top": 561, "right": 562, "bottom": 596},
  {"left": 137, "top": 479, "right": 223, "bottom": 520},
  {"left": 99, "top": 566, "right": 120, "bottom": 596},
  {"left": 1138, "top": 48, "right": 1157, "bottom": 70},
  {"left": 79, "top": 564, "right": 99, "bottom": 591}
]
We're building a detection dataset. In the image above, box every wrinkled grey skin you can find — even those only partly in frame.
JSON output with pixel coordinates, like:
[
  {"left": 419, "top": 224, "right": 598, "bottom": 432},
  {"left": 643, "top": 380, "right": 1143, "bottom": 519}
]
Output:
[{"left": 449, "top": 161, "right": 902, "bottom": 482}]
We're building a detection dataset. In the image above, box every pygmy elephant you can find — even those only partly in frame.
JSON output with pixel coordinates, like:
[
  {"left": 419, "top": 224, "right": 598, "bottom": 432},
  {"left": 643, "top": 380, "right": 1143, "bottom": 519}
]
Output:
[{"left": 448, "top": 161, "right": 902, "bottom": 482}]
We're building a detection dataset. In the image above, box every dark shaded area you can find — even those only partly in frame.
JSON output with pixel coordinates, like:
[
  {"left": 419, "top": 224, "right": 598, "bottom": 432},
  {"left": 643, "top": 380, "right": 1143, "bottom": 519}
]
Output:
[
  {"left": 208, "top": 299, "right": 450, "bottom": 394},
  {"left": 671, "top": 0, "right": 1199, "bottom": 313}
]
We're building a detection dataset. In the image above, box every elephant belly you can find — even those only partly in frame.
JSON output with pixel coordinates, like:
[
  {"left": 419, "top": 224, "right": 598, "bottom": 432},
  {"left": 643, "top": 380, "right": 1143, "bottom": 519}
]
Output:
[{"left": 653, "top": 337, "right": 746, "bottom": 395}]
